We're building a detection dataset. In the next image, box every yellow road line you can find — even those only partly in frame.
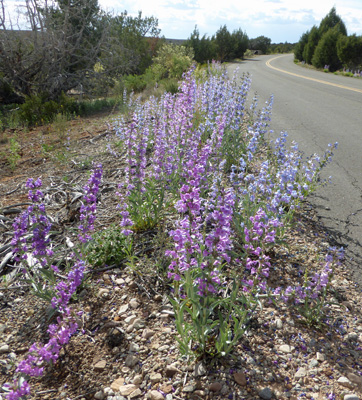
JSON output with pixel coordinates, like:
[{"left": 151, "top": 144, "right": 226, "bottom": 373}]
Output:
[{"left": 266, "top": 55, "right": 362, "bottom": 94}]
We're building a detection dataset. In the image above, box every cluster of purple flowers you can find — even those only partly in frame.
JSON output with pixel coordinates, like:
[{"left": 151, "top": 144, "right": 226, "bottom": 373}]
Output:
[
  {"left": 78, "top": 164, "right": 103, "bottom": 243},
  {"left": 12, "top": 178, "right": 53, "bottom": 267},
  {"left": 7, "top": 164, "right": 103, "bottom": 399}
]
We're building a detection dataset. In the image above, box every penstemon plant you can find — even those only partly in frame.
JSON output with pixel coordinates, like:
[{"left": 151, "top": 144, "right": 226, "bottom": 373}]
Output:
[{"left": 5, "top": 164, "right": 103, "bottom": 399}]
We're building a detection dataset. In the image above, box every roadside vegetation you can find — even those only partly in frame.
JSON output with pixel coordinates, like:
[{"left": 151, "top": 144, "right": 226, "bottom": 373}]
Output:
[{"left": 294, "top": 7, "right": 362, "bottom": 75}]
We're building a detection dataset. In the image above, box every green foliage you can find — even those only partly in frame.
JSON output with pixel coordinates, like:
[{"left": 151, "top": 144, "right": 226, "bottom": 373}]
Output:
[
  {"left": 170, "top": 270, "right": 253, "bottom": 359},
  {"left": 124, "top": 75, "right": 147, "bottom": 93},
  {"left": 294, "top": 31, "right": 310, "bottom": 61},
  {"left": 312, "top": 26, "right": 343, "bottom": 71},
  {"left": 268, "top": 42, "right": 295, "bottom": 54},
  {"left": 152, "top": 43, "right": 194, "bottom": 79},
  {"left": 249, "top": 36, "right": 271, "bottom": 54},
  {"left": 4, "top": 136, "right": 21, "bottom": 170},
  {"left": 302, "top": 26, "right": 320, "bottom": 64},
  {"left": 84, "top": 224, "right": 132, "bottom": 267},
  {"left": 318, "top": 7, "right": 347, "bottom": 37},
  {"left": 185, "top": 26, "right": 217, "bottom": 64},
  {"left": 337, "top": 34, "right": 362, "bottom": 70}
]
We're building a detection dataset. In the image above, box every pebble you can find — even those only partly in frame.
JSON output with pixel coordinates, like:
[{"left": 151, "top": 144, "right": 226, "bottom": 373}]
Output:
[
  {"left": 118, "top": 304, "right": 129, "bottom": 315},
  {"left": 0, "top": 344, "right": 10, "bottom": 354},
  {"left": 165, "top": 395, "right": 173, "bottom": 400},
  {"left": 309, "top": 359, "right": 319, "bottom": 368},
  {"left": 347, "top": 332, "right": 358, "bottom": 341},
  {"left": 233, "top": 372, "right": 247, "bottom": 386},
  {"left": 129, "top": 298, "right": 139, "bottom": 309},
  {"left": 125, "top": 354, "right": 139, "bottom": 368},
  {"left": 129, "top": 343, "right": 140, "bottom": 352},
  {"left": 150, "top": 372, "right": 162, "bottom": 383},
  {"left": 94, "top": 391, "right": 105, "bottom": 400},
  {"left": 110, "top": 377, "right": 125, "bottom": 391},
  {"left": 294, "top": 368, "right": 307, "bottom": 378},
  {"left": 148, "top": 390, "right": 164, "bottom": 400},
  {"left": 209, "top": 382, "right": 222, "bottom": 392},
  {"left": 118, "top": 384, "right": 138, "bottom": 396},
  {"left": 165, "top": 365, "right": 181, "bottom": 377},
  {"left": 194, "top": 362, "right": 207, "bottom": 377},
  {"left": 347, "top": 372, "right": 362, "bottom": 385},
  {"left": 142, "top": 329, "right": 155, "bottom": 339},
  {"left": 132, "top": 375, "right": 143, "bottom": 385},
  {"left": 259, "top": 387, "right": 273, "bottom": 399},
  {"left": 275, "top": 318, "right": 283, "bottom": 329},
  {"left": 344, "top": 395, "right": 360, "bottom": 400},
  {"left": 316, "top": 352, "right": 325, "bottom": 362},
  {"left": 98, "top": 288, "right": 110, "bottom": 298},
  {"left": 279, "top": 344, "right": 294, "bottom": 353},
  {"left": 94, "top": 360, "right": 107, "bottom": 371},
  {"left": 129, "top": 388, "right": 142, "bottom": 399},
  {"left": 337, "top": 377, "right": 354, "bottom": 389},
  {"left": 182, "top": 384, "right": 195, "bottom": 393},
  {"left": 158, "top": 345, "right": 169, "bottom": 352}
]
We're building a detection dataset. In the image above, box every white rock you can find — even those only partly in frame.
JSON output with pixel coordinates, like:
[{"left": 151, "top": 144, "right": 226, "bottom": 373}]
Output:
[
  {"left": 344, "top": 395, "right": 360, "bottom": 400},
  {"left": 118, "top": 304, "right": 129, "bottom": 315},
  {"left": 0, "top": 344, "right": 10, "bottom": 354},
  {"left": 94, "top": 390, "right": 105, "bottom": 400},
  {"left": 316, "top": 352, "right": 325, "bottom": 362},
  {"left": 118, "top": 384, "right": 138, "bottom": 396},
  {"left": 129, "top": 298, "right": 139, "bottom": 309},
  {"left": 338, "top": 376, "right": 354, "bottom": 389},
  {"left": 279, "top": 345, "right": 294, "bottom": 353},
  {"left": 148, "top": 390, "right": 164, "bottom": 400},
  {"left": 294, "top": 368, "right": 307, "bottom": 378}
]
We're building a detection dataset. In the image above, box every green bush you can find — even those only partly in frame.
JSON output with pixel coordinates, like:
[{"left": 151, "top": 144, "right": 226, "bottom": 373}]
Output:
[{"left": 124, "top": 74, "right": 147, "bottom": 92}]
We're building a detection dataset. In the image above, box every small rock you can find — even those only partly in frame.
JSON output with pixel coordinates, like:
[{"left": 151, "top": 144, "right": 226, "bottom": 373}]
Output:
[
  {"left": 209, "top": 382, "right": 222, "bottom": 392},
  {"left": 0, "top": 345, "right": 10, "bottom": 354},
  {"left": 118, "top": 304, "right": 129, "bottom": 315},
  {"left": 309, "top": 359, "right": 319, "bottom": 368},
  {"left": 115, "top": 278, "right": 125, "bottom": 285},
  {"left": 94, "top": 360, "right": 107, "bottom": 371},
  {"left": 294, "top": 368, "right": 307, "bottom": 378},
  {"left": 158, "top": 345, "right": 169, "bottom": 352},
  {"left": 259, "top": 387, "right": 273, "bottom": 400},
  {"left": 104, "top": 388, "right": 115, "bottom": 395},
  {"left": 132, "top": 375, "right": 143, "bottom": 385},
  {"left": 125, "top": 355, "right": 139, "bottom": 368},
  {"left": 110, "top": 377, "right": 125, "bottom": 391},
  {"left": 275, "top": 319, "right": 283, "bottom": 329},
  {"left": 324, "top": 368, "right": 333, "bottom": 377},
  {"left": 316, "top": 352, "right": 325, "bottom": 362},
  {"left": 150, "top": 373, "right": 162, "bottom": 384},
  {"left": 233, "top": 372, "right": 247, "bottom": 386},
  {"left": 160, "top": 384, "right": 173, "bottom": 394},
  {"left": 129, "top": 388, "right": 142, "bottom": 399},
  {"left": 338, "top": 377, "right": 354, "bottom": 389},
  {"left": 347, "top": 332, "right": 359, "bottom": 342},
  {"left": 132, "top": 319, "right": 145, "bottom": 330},
  {"left": 0, "top": 324, "right": 7, "bottom": 334},
  {"left": 344, "top": 395, "right": 360, "bottom": 400},
  {"left": 125, "top": 315, "right": 137, "bottom": 324},
  {"left": 129, "top": 298, "right": 139, "bottom": 309},
  {"left": 94, "top": 391, "right": 105, "bottom": 400},
  {"left": 129, "top": 343, "right": 140, "bottom": 352},
  {"left": 118, "top": 384, "right": 138, "bottom": 396},
  {"left": 165, "top": 395, "right": 173, "bottom": 400},
  {"left": 182, "top": 384, "right": 195, "bottom": 393},
  {"left": 194, "top": 362, "right": 207, "bottom": 377},
  {"left": 142, "top": 329, "right": 155, "bottom": 339},
  {"left": 279, "top": 344, "right": 294, "bottom": 353},
  {"left": 97, "top": 288, "right": 109, "bottom": 298},
  {"left": 148, "top": 390, "right": 164, "bottom": 400},
  {"left": 165, "top": 365, "right": 181, "bottom": 377},
  {"left": 347, "top": 372, "right": 362, "bottom": 385},
  {"left": 154, "top": 294, "right": 162, "bottom": 302}
]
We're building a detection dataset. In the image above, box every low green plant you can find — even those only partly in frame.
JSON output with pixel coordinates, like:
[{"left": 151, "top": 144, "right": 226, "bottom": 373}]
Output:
[
  {"left": 6, "top": 136, "right": 21, "bottom": 170},
  {"left": 52, "top": 113, "right": 70, "bottom": 141},
  {"left": 170, "top": 271, "right": 256, "bottom": 360},
  {"left": 84, "top": 224, "right": 132, "bottom": 267}
]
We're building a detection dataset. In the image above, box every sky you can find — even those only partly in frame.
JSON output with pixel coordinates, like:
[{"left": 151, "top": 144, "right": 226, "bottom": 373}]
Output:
[
  {"left": 3, "top": 0, "right": 362, "bottom": 43},
  {"left": 98, "top": 0, "right": 362, "bottom": 43}
]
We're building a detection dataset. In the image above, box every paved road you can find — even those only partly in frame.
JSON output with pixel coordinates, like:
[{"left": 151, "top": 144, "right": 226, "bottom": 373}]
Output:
[{"left": 229, "top": 54, "right": 362, "bottom": 287}]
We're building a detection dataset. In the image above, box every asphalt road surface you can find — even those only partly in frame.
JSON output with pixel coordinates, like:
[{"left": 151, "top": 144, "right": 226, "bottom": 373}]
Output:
[{"left": 228, "top": 54, "right": 362, "bottom": 287}]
